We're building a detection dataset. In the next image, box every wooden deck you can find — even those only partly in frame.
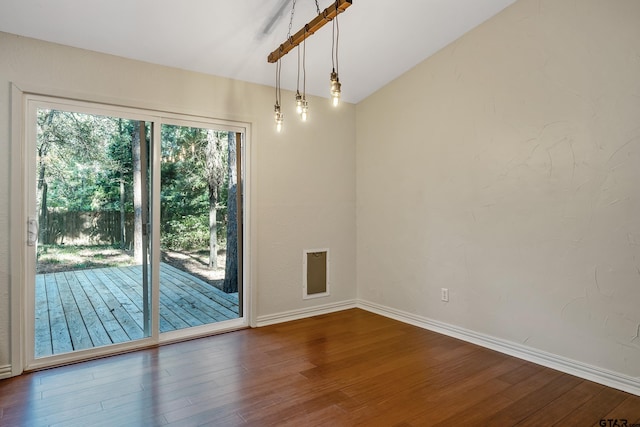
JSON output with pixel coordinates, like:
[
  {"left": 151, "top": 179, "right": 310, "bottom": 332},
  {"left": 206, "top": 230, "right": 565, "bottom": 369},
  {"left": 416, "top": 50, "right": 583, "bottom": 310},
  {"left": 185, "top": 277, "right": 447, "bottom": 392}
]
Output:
[{"left": 35, "top": 263, "right": 239, "bottom": 358}]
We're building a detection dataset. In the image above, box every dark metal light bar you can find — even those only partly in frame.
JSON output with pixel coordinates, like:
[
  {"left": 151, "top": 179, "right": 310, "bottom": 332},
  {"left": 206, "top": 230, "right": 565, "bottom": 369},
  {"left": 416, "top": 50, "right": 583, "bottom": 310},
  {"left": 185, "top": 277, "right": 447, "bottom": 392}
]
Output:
[{"left": 267, "top": 0, "right": 352, "bottom": 63}]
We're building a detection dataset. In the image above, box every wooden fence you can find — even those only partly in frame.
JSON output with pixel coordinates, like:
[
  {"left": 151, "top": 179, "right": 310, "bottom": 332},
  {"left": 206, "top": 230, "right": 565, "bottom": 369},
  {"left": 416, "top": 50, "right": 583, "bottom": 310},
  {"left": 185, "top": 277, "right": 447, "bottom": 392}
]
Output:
[{"left": 41, "top": 211, "right": 134, "bottom": 246}]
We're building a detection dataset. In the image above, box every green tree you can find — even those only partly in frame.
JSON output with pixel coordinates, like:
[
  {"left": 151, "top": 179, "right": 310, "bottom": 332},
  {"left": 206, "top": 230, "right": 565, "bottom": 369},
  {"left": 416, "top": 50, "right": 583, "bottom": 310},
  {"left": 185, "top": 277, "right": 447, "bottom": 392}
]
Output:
[
  {"left": 205, "top": 129, "right": 225, "bottom": 269},
  {"left": 160, "top": 126, "right": 228, "bottom": 269},
  {"left": 36, "top": 109, "right": 118, "bottom": 243}
]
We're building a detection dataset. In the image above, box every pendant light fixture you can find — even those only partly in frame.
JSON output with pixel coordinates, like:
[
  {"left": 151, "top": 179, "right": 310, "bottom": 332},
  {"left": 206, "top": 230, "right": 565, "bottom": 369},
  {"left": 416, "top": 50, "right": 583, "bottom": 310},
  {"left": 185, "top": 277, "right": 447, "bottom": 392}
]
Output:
[
  {"left": 268, "top": 0, "right": 352, "bottom": 131},
  {"left": 330, "top": 2, "right": 341, "bottom": 107},
  {"left": 274, "top": 54, "right": 283, "bottom": 132},
  {"left": 294, "top": 30, "right": 309, "bottom": 121},
  {"left": 294, "top": 2, "right": 304, "bottom": 118},
  {"left": 290, "top": 2, "right": 309, "bottom": 122}
]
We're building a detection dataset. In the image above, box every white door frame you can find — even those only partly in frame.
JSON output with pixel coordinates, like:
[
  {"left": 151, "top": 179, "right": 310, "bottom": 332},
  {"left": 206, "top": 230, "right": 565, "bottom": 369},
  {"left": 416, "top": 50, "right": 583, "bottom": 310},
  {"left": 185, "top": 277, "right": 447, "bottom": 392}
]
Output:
[{"left": 9, "top": 83, "right": 254, "bottom": 375}]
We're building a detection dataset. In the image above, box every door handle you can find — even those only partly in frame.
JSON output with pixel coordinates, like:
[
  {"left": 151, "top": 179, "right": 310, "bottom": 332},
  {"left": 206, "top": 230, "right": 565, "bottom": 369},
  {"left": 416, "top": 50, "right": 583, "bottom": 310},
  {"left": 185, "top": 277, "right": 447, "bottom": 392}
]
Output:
[{"left": 27, "top": 217, "right": 38, "bottom": 246}]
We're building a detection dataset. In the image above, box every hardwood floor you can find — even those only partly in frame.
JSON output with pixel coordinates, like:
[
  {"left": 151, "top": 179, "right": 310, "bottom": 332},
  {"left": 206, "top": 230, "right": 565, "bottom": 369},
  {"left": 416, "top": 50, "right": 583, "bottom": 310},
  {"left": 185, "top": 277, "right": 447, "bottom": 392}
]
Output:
[
  {"left": 1, "top": 309, "right": 639, "bottom": 426},
  {"left": 35, "top": 263, "right": 239, "bottom": 357}
]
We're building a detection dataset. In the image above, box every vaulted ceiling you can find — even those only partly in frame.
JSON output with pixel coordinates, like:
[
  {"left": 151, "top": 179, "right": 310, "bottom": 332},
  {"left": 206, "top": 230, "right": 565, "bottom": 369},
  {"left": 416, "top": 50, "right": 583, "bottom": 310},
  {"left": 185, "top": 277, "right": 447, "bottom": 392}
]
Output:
[{"left": 0, "top": 0, "right": 517, "bottom": 103}]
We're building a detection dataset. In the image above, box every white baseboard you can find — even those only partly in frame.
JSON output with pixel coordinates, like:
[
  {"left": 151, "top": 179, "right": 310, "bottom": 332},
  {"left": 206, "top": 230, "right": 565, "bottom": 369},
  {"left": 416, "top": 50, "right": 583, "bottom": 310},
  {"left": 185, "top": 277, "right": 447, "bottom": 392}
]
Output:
[
  {"left": 357, "top": 299, "right": 640, "bottom": 397},
  {"left": 0, "top": 364, "right": 12, "bottom": 380},
  {"left": 256, "top": 299, "right": 357, "bottom": 327}
]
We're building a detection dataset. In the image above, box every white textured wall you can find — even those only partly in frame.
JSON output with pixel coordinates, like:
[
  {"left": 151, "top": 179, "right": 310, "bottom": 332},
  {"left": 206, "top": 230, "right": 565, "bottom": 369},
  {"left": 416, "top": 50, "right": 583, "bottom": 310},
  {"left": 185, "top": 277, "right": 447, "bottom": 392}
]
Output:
[
  {"left": 0, "top": 32, "right": 356, "bottom": 369},
  {"left": 356, "top": 0, "right": 640, "bottom": 377}
]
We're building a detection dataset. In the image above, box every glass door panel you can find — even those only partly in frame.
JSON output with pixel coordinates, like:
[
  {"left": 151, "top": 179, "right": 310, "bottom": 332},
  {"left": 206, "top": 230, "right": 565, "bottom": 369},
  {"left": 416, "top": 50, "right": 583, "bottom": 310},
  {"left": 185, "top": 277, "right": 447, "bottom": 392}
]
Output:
[
  {"left": 32, "top": 107, "right": 152, "bottom": 359},
  {"left": 158, "top": 124, "right": 242, "bottom": 334}
]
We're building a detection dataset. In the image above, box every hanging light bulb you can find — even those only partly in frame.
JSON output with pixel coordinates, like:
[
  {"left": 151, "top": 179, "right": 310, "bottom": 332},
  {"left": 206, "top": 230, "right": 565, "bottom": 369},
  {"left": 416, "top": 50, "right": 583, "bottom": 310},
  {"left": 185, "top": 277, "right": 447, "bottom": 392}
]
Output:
[
  {"left": 295, "top": 43, "right": 303, "bottom": 116},
  {"left": 330, "top": 7, "right": 342, "bottom": 108},
  {"left": 274, "top": 101, "right": 283, "bottom": 132},
  {"left": 300, "top": 27, "right": 309, "bottom": 121},
  {"left": 330, "top": 70, "right": 341, "bottom": 107},
  {"left": 295, "top": 91, "right": 303, "bottom": 115},
  {"left": 274, "top": 51, "right": 283, "bottom": 132},
  {"left": 301, "top": 98, "right": 309, "bottom": 121}
]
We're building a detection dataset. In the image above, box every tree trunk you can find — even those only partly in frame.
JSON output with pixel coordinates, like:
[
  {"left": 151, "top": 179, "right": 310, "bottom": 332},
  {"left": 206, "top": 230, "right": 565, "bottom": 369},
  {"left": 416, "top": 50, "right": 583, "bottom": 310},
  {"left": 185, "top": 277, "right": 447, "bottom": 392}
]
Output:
[
  {"left": 132, "top": 122, "right": 143, "bottom": 263},
  {"left": 223, "top": 133, "right": 238, "bottom": 293},
  {"left": 38, "top": 180, "right": 48, "bottom": 244},
  {"left": 205, "top": 129, "right": 223, "bottom": 270},
  {"left": 120, "top": 173, "right": 126, "bottom": 249},
  {"left": 209, "top": 187, "right": 218, "bottom": 269},
  {"left": 37, "top": 111, "right": 54, "bottom": 244},
  {"left": 118, "top": 119, "right": 127, "bottom": 249}
]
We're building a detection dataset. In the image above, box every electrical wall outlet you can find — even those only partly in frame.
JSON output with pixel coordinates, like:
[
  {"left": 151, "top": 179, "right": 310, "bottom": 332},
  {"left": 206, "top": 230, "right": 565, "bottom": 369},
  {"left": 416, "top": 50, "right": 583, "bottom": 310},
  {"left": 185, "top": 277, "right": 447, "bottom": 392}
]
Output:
[{"left": 441, "top": 288, "right": 449, "bottom": 302}]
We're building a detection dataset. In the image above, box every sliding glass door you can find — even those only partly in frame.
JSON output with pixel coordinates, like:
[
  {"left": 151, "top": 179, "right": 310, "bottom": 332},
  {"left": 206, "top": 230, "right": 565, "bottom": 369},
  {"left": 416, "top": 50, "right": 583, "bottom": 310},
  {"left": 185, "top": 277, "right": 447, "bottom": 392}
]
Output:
[{"left": 24, "top": 96, "right": 247, "bottom": 369}]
